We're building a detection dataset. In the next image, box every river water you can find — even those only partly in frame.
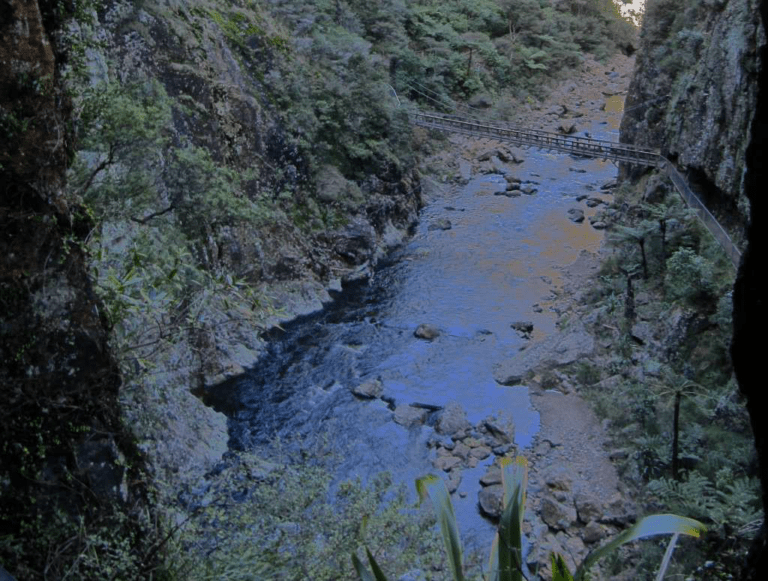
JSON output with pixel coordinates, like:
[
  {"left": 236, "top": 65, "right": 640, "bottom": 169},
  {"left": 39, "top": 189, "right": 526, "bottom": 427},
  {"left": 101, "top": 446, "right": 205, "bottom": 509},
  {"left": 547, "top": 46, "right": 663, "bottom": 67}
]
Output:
[{"left": 206, "top": 104, "right": 623, "bottom": 548}]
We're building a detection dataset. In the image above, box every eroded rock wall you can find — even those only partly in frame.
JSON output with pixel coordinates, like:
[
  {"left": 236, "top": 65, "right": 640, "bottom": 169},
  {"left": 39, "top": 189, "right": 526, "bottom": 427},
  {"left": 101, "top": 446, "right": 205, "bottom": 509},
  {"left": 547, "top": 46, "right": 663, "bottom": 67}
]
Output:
[
  {"left": 1, "top": 1, "right": 157, "bottom": 577},
  {"left": 733, "top": 0, "right": 768, "bottom": 576},
  {"left": 620, "top": 0, "right": 764, "bottom": 234}
]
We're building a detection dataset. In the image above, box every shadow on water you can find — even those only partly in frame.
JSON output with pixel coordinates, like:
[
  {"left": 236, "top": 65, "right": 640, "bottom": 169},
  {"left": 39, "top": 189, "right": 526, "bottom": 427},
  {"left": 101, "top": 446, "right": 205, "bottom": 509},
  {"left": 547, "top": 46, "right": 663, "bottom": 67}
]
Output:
[{"left": 203, "top": 115, "right": 623, "bottom": 548}]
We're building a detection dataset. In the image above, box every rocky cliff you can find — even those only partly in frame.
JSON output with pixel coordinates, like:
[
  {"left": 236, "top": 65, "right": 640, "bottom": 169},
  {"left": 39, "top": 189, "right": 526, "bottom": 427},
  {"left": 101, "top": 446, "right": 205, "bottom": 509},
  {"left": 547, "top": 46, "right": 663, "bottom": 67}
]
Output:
[
  {"left": 620, "top": 0, "right": 764, "bottom": 237},
  {"left": 1, "top": 1, "right": 159, "bottom": 577},
  {"left": 733, "top": 0, "right": 768, "bottom": 575},
  {"left": 624, "top": 0, "right": 768, "bottom": 575}
]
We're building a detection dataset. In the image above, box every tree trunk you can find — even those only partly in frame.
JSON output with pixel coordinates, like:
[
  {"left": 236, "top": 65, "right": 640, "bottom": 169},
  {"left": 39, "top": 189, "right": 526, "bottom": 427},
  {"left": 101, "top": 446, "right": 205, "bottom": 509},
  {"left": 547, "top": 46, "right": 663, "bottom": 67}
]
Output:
[
  {"left": 639, "top": 237, "right": 648, "bottom": 278},
  {"left": 672, "top": 390, "right": 681, "bottom": 480}
]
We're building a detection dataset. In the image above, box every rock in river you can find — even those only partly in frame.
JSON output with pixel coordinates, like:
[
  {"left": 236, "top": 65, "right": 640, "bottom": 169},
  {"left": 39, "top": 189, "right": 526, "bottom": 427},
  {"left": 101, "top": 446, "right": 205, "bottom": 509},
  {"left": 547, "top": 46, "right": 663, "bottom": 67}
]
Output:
[
  {"left": 393, "top": 404, "right": 428, "bottom": 427},
  {"left": 435, "top": 402, "right": 471, "bottom": 436},
  {"left": 478, "top": 484, "right": 504, "bottom": 519},
  {"left": 414, "top": 323, "right": 440, "bottom": 340},
  {"left": 567, "top": 208, "right": 585, "bottom": 223},
  {"left": 428, "top": 218, "right": 452, "bottom": 231},
  {"left": 351, "top": 378, "right": 383, "bottom": 399}
]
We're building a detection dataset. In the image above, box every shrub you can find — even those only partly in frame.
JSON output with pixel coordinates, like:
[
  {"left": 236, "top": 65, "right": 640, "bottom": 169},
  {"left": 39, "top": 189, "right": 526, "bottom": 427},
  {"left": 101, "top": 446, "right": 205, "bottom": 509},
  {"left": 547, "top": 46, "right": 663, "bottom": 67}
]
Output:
[{"left": 664, "top": 247, "right": 714, "bottom": 303}]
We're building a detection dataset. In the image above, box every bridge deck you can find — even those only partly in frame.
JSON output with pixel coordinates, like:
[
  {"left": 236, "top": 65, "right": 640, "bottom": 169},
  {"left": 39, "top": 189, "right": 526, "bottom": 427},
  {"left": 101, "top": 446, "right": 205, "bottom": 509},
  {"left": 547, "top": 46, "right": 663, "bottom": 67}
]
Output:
[{"left": 411, "top": 112, "right": 663, "bottom": 168}]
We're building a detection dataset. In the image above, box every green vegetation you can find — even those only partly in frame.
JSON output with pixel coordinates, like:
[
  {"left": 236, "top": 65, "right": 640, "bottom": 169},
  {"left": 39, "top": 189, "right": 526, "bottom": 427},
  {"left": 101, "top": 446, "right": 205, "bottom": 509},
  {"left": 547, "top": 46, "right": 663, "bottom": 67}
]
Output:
[
  {"left": 574, "top": 172, "right": 759, "bottom": 578},
  {"left": 168, "top": 452, "right": 446, "bottom": 581},
  {"left": 3, "top": 1, "right": 641, "bottom": 579},
  {"left": 355, "top": 459, "right": 706, "bottom": 580}
]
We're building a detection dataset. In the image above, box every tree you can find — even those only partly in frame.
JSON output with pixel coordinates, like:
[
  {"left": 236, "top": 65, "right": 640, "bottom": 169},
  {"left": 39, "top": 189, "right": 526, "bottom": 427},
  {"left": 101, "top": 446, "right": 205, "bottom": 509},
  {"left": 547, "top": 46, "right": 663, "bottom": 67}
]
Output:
[{"left": 610, "top": 220, "right": 657, "bottom": 279}]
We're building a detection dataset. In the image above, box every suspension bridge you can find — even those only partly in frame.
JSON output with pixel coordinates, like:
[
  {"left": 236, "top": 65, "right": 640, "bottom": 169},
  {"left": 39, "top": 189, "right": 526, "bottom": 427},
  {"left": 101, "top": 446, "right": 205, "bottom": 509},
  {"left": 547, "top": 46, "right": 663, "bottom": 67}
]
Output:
[{"left": 399, "top": 86, "right": 742, "bottom": 267}]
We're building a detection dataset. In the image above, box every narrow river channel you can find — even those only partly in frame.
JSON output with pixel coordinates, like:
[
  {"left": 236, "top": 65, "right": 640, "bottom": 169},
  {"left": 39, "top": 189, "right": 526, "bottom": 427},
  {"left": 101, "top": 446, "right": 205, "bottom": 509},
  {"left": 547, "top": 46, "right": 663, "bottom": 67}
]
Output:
[{"left": 206, "top": 100, "right": 624, "bottom": 548}]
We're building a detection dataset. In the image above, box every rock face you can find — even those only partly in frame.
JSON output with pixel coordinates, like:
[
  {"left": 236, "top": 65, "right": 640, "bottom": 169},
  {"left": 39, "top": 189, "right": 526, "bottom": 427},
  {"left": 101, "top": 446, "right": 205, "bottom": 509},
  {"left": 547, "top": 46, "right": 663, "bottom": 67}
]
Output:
[
  {"left": 732, "top": 2, "right": 768, "bottom": 576},
  {"left": 620, "top": 0, "right": 764, "bottom": 226},
  {"left": 0, "top": 2, "right": 157, "bottom": 575}
]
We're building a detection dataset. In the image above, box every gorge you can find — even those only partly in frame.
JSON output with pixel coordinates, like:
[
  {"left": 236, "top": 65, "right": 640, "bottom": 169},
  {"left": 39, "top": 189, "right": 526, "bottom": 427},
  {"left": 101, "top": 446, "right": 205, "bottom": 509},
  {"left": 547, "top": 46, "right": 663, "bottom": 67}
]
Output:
[{"left": 1, "top": 1, "right": 766, "bottom": 579}]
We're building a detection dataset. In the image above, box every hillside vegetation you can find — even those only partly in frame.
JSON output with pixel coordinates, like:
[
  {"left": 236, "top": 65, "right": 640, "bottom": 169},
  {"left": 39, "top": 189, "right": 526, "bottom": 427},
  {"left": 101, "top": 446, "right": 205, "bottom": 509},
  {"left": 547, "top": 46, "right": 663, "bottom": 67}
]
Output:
[{"left": 1, "top": 1, "right": 639, "bottom": 579}]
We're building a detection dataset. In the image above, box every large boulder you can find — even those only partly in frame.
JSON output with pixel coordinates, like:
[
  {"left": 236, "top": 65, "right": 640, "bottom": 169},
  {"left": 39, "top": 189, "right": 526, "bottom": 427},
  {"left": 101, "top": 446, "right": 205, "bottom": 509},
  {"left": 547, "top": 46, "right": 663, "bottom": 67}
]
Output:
[
  {"left": 414, "top": 323, "right": 441, "bottom": 340},
  {"left": 435, "top": 402, "right": 471, "bottom": 436},
  {"left": 393, "top": 404, "right": 428, "bottom": 427},
  {"left": 478, "top": 484, "right": 504, "bottom": 519},
  {"left": 567, "top": 208, "right": 585, "bottom": 223},
  {"left": 540, "top": 496, "right": 578, "bottom": 531}
]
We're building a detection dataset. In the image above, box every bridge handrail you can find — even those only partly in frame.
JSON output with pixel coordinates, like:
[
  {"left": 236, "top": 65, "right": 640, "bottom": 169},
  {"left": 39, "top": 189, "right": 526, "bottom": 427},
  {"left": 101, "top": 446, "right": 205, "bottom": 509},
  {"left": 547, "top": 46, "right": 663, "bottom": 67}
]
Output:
[
  {"left": 410, "top": 111, "right": 664, "bottom": 166},
  {"left": 411, "top": 112, "right": 661, "bottom": 160}
]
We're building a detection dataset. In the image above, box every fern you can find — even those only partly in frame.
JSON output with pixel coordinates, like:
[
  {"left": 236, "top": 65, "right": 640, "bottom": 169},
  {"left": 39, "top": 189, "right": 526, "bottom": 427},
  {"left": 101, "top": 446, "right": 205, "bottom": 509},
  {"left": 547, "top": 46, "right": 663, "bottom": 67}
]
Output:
[{"left": 648, "top": 473, "right": 716, "bottom": 521}]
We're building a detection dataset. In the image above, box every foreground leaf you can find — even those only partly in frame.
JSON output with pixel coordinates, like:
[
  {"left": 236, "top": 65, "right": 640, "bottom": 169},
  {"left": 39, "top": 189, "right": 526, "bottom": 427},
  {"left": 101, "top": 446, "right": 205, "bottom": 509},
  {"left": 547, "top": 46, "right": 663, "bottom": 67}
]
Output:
[
  {"left": 552, "top": 553, "right": 574, "bottom": 581},
  {"left": 488, "top": 457, "right": 528, "bottom": 581},
  {"left": 416, "top": 475, "right": 465, "bottom": 581},
  {"left": 352, "top": 548, "right": 389, "bottom": 581},
  {"left": 575, "top": 514, "right": 706, "bottom": 580}
]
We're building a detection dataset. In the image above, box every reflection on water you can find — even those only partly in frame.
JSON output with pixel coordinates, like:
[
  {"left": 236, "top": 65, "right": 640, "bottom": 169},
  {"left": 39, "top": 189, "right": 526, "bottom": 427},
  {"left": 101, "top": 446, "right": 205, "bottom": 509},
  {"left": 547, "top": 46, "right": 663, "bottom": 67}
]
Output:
[{"left": 206, "top": 112, "right": 623, "bottom": 546}]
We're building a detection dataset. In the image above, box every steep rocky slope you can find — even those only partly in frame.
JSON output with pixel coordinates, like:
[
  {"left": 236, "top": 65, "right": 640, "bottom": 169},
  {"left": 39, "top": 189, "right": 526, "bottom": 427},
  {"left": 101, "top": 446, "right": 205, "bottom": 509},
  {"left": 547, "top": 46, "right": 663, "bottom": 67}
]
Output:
[
  {"left": 622, "top": 0, "right": 768, "bottom": 575},
  {"left": 733, "top": 0, "right": 768, "bottom": 576},
  {"left": 620, "top": 0, "right": 764, "bottom": 236},
  {"left": 0, "top": 1, "right": 159, "bottom": 577}
]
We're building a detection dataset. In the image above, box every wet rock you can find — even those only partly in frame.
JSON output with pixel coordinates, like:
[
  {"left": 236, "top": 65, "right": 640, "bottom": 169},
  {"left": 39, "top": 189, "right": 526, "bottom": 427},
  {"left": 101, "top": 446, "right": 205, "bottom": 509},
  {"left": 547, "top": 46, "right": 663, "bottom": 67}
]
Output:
[
  {"left": 480, "top": 466, "right": 502, "bottom": 486},
  {"left": 567, "top": 208, "right": 585, "bottom": 223},
  {"left": 590, "top": 221, "right": 607, "bottom": 230},
  {"left": 434, "top": 455, "right": 462, "bottom": 472},
  {"left": 446, "top": 470, "right": 463, "bottom": 493},
  {"left": 332, "top": 218, "right": 377, "bottom": 263},
  {"left": 351, "top": 378, "right": 383, "bottom": 399},
  {"left": 492, "top": 443, "right": 514, "bottom": 456},
  {"left": 469, "top": 446, "right": 492, "bottom": 460},
  {"left": 428, "top": 218, "right": 452, "bottom": 231},
  {"left": 393, "top": 405, "right": 428, "bottom": 427},
  {"left": 478, "top": 484, "right": 504, "bottom": 519},
  {"left": 484, "top": 417, "right": 515, "bottom": 445},
  {"left": 436, "top": 402, "right": 472, "bottom": 436},
  {"left": 414, "top": 323, "right": 440, "bottom": 340},
  {"left": 585, "top": 197, "right": 602, "bottom": 208},
  {"left": 520, "top": 184, "right": 538, "bottom": 195},
  {"left": 540, "top": 496, "right": 578, "bottom": 531},
  {"left": 511, "top": 321, "right": 534, "bottom": 338},
  {"left": 532, "top": 303, "right": 543, "bottom": 313},
  {"left": 568, "top": 166, "right": 587, "bottom": 173},
  {"left": 452, "top": 442, "right": 471, "bottom": 461},
  {"left": 494, "top": 189, "right": 521, "bottom": 198}
]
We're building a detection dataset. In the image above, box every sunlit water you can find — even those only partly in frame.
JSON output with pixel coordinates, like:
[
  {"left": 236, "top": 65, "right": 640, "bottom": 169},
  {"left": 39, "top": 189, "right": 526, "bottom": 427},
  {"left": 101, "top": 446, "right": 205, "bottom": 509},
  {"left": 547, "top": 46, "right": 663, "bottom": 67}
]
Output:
[{"left": 205, "top": 113, "right": 622, "bottom": 548}]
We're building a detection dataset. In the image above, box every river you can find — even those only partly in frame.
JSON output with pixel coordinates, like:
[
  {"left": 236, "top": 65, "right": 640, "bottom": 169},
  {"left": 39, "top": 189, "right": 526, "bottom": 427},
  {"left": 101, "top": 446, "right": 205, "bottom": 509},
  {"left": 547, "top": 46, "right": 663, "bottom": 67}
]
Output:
[{"left": 205, "top": 101, "right": 624, "bottom": 549}]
